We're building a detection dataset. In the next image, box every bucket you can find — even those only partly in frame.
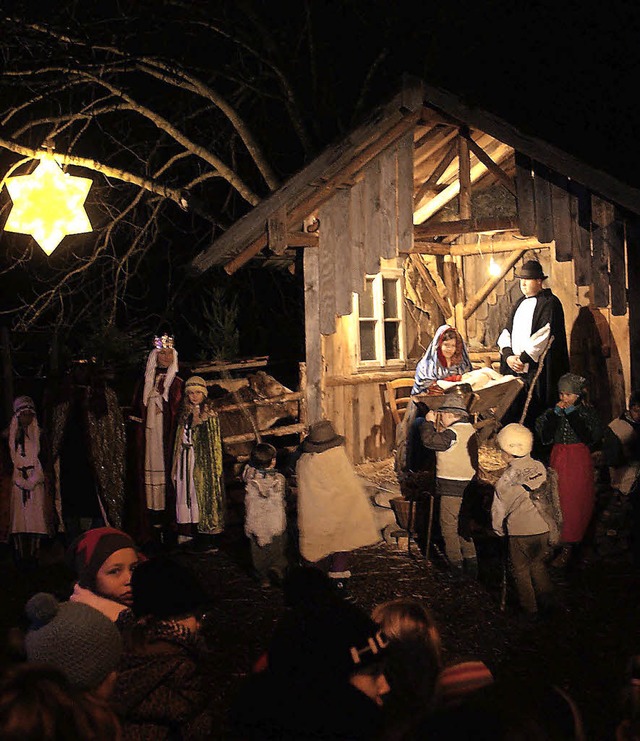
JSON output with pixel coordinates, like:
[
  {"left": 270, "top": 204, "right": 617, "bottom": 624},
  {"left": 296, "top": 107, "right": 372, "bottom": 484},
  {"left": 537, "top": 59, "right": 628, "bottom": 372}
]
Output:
[{"left": 390, "top": 497, "right": 426, "bottom": 535}]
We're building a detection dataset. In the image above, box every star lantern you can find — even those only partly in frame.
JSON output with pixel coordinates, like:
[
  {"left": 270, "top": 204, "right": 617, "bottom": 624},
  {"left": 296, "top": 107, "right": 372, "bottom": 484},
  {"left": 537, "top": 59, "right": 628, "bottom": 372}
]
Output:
[{"left": 3, "top": 156, "right": 93, "bottom": 255}]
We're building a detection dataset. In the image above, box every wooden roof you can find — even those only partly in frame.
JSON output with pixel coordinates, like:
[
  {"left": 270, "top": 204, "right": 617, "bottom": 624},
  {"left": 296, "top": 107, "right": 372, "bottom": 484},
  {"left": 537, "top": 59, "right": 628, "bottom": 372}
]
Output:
[{"left": 190, "top": 77, "right": 640, "bottom": 276}]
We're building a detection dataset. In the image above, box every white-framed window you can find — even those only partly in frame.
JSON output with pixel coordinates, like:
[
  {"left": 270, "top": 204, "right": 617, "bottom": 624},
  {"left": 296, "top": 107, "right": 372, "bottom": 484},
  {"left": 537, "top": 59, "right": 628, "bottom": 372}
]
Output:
[{"left": 354, "top": 270, "right": 405, "bottom": 367}]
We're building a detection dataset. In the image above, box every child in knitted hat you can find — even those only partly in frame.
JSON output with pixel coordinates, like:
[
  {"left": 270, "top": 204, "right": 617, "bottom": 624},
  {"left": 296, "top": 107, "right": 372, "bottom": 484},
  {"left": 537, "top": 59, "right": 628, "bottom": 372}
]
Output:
[
  {"left": 243, "top": 442, "right": 288, "bottom": 588},
  {"left": 24, "top": 592, "right": 122, "bottom": 699},
  {"left": 171, "top": 375, "right": 225, "bottom": 553},
  {"left": 111, "top": 556, "right": 212, "bottom": 738},
  {"left": 536, "top": 373, "right": 604, "bottom": 568},
  {"left": 66, "top": 526, "right": 140, "bottom": 621},
  {"left": 491, "top": 423, "right": 554, "bottom": 615}
]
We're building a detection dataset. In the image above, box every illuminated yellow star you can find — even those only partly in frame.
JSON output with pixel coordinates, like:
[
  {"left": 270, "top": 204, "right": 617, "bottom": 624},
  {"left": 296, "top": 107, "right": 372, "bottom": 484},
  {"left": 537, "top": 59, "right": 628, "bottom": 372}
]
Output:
[{"left": 4, "top": 157, "right": 92, "bottom": 255}]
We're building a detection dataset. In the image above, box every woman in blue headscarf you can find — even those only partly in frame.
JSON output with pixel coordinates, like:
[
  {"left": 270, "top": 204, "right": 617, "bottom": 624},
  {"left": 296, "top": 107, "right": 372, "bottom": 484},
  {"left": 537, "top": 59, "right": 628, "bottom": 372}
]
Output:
[
  {"left": 412, "top": 325, "right": 472, "bottom": 395},
  {"left": 397, "top": 326, "right": 471, "bottom": 472}
]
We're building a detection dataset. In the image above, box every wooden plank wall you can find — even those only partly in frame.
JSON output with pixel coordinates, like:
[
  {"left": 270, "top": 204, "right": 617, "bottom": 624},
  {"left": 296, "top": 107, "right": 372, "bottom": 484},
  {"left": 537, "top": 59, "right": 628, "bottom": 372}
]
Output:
[
  {"left": 317, "top": 135, "right": 414, "bottom": 462},
  {"left": 514, "top": 152, "right": 627, "bottom": 315}
]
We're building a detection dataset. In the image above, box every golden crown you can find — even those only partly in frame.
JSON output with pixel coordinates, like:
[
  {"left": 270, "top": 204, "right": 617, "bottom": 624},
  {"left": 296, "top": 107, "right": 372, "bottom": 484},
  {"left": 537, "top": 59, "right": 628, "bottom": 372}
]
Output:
[{"left": 153, "top": 334, "right": 174, "bottom": 350}]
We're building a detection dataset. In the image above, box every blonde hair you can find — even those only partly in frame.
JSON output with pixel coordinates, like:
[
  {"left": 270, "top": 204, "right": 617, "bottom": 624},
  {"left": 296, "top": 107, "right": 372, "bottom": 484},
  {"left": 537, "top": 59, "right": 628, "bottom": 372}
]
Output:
[{"left": 372, "top": 598, "right": 442, "bottom": 666}]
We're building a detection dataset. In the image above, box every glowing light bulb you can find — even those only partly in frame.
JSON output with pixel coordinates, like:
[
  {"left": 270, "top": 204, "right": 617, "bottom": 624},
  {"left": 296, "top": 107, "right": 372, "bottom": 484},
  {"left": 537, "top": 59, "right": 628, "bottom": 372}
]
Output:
[{"left": 488, "top": 256, "right": 501, "bottom": 277}]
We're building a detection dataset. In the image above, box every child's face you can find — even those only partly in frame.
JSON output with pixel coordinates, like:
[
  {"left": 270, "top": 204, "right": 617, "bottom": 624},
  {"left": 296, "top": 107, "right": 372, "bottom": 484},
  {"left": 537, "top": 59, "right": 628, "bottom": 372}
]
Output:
[
  {"left": 630, "top": 405, "right": 640, "bottom": 423},
  {"left": 558, "top": 391, "right": 579, "bottom": 407},
  {"left": 95, "top": 547, "right": 138, "bottom": 606},
  {"left": 440, "top": 338, "right": 457, "bottom": 362},
  {"left": 188, "top": 389, "right": 206, "bottom": 405}
]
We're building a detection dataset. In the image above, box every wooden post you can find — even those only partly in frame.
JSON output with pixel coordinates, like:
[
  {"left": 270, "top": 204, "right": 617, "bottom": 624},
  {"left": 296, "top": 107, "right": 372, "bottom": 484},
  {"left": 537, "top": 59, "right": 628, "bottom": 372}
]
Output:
[
  {"left": 303, "top": 248, "right": 323, "bottom": 423},
  {"left": 626, "top": 217, "right": 640, "bottom": 389},
  {"left": 515, "top": 152, "right": 535, "bottom": 236},
  {"left": 298, "top": 361, "right": 308, "bottom": 428}
]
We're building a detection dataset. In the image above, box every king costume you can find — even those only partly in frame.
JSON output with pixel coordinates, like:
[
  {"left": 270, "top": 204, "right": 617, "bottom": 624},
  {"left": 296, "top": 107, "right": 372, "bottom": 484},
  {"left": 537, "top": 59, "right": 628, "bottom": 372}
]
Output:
[{"left": 127, "top": 336, "right": 183, "bottom": 546}]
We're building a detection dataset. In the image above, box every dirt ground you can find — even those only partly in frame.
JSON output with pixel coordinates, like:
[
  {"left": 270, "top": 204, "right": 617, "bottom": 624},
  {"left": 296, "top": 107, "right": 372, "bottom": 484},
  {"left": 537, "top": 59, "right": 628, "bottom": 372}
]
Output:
[{"left": 1, "top": 463, "right": 639, "bottom": 740}]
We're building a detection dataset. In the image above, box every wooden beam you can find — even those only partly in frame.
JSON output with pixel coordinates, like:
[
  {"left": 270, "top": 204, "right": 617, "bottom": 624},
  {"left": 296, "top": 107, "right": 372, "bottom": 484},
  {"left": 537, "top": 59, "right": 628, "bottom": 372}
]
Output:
[
  {"left": 462, "top": 248, "right": 528, "bottom": 319},
  {"left": 224, "top": 110, "right": 421, "bottom": 274},
  {"left": 461, "top": 131, "right": 516, "bottom": 196},
  {"left": 267, "top": 206, "right": 287, "bottom": 255},
  {"left": 304, "top": 247, "right": 323, "bottom": 423},
  {"left": 515, "top": 152, "right": 535, "bottom": 237},
  {"left": 451, "top": 238, "right": 548, "bottom": 256},
  {"left": 569, "top": 181, "right": 592, "bottom": 286},
  {"left": 609, "top": 206, "right": 626, "bottom": 316},
  {"left": 223, "top": 422, "right": 306, "bottom": 445},
  {"left": 405, "top": 239, "right": 550, "bottom": 256},
  {"left": 458, "top": 129, "right": 472, "bottom": 220},
  {"left": 626, "top": 216, "right": 640, "bottom": 388},
  {"left": 413, "top": 142, "right": 512, "bottom": 223},
  {"left": 591, "top": 195, "right": 612, "bottom": 308},
  {"left": 286, "top": 231, "right": 318, "bottom": 247},
  {"left": 414, "top": 139, "right": 458, "bottom": 206},
  {"left": 414, "top": 216, "right": 519, "bottom": 238},
  {"left": 325, "top": 371, "right": 417, "bottom": 387},
  {"left": 533, "top": 164, "right": 554, "bottom": 244},
  {"left": 409, "top": 253, "right": 453, "bottom": 318}
]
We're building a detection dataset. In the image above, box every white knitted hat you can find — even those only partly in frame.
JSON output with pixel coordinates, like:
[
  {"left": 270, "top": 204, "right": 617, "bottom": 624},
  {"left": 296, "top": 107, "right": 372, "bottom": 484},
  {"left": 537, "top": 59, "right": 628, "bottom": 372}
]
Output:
[{"left": 496, "top": 423, "right": 533, "bottom": 457}]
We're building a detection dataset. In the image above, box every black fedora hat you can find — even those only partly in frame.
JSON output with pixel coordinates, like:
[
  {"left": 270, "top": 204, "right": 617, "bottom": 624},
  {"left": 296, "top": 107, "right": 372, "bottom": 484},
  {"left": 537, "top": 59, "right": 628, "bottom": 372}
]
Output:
[
  {"left": 302, "top": 420, "right": 344, "bottom": 453},
  {"left": 515, "top": 260, "right": 547, "bottom": 280}
]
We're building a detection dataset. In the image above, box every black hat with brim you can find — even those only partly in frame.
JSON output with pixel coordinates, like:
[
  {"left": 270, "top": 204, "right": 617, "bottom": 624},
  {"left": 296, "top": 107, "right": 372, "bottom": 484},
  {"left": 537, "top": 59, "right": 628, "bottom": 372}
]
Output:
[{"left": 515, "top": 260, "right": 547, "bottom": 280}]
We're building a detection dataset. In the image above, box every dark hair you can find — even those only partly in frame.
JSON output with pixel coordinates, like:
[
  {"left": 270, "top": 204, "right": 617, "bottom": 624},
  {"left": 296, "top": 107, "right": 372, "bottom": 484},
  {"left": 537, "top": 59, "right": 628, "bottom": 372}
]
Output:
[
  {"left": 250, "top": 442, "right": 277, "bottom": 468},
  {"left": 0, "top": 664, "right": 121, "bottom": 740},
  {"left": 441, "top": 328, "right": 458, "bottom": 343}
]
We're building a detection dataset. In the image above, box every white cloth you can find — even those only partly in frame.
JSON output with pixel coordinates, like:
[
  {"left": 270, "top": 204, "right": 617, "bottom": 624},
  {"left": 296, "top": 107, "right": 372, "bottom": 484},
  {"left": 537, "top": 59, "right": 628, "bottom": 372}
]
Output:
[
  {"left": 296, "top": 446, "right": 380, "bottom": 563},
  {"left": 142, "top": 348, "right": 178, "bottom": 406},
  {"left": 8, "top": 416, "right": 48, "bottom": 535},
  {"left": 144, "top": 376, "right": 166, "bottom": 511},
  {"left": 243, "top": 465, "right": 286, "bottom": 547},
  {"left": 497, "top": 296, "right": 551, "bottom": 373},
  {"left": 175, "top": 423, "right": 199, "bottom": 524}
]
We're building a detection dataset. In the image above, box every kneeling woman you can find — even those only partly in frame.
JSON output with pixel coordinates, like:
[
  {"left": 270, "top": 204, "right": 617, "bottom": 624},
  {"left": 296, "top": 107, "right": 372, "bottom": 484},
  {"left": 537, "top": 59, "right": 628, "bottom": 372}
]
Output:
[
  {"left": 535, "top": 373, "right": 603, "bottom": 567},
  {"left": 399, "top": 325, "right": 472, "bottom": 472}
]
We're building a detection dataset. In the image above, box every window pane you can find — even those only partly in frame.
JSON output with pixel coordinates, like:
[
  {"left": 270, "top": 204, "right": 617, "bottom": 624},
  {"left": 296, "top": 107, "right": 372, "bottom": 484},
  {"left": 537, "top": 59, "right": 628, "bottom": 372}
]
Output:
[
  {"left": 359, "top": 320, "right": 377, "bottom": 360},
  {"left": 384, "top": 321, "right": 400, "bottom": 360},
  {"left": 359, "top": 279, "right": 375, "bottom": 318},
  {"left": 382, "top": 278, "right": 398, "bottom": 318}
]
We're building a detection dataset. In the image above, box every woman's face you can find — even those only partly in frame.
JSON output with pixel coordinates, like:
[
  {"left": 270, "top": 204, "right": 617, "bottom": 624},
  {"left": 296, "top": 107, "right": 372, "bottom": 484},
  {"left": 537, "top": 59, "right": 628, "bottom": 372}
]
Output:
[
  {"left": 157, "top": 348, "right": 174, "bottom": 368},
  {"left": 95, "top": 547, "right": 138, "bottom": 606},
  {"left": 187, "top": 389, "right": 206, "bottom": 405},
  {"left": 17, "top": 410, "right": 35, "bottom": 428},
  {"left": 440, "top": 337, "right": 458, "bottom": 362}
]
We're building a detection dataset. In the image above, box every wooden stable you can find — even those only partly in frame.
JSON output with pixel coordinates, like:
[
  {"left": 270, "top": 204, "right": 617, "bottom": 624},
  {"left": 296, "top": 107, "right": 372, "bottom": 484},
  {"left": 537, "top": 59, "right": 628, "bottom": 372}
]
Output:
[{"left": 192, "top": 78, "right": 640, "bottom": 463}]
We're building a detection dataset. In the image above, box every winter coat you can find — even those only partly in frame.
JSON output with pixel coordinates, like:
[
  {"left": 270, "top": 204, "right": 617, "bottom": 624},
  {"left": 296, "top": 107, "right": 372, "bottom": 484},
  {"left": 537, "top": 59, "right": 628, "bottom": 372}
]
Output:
[
  {"left": 491, "top": 455, "right": 549, "bottom": 537},
  {"left": 112, "top": 621, "right": 211, "bottom": 740},
  {"left": 296, "top": 445, "right": 379, "bottom": 562}
]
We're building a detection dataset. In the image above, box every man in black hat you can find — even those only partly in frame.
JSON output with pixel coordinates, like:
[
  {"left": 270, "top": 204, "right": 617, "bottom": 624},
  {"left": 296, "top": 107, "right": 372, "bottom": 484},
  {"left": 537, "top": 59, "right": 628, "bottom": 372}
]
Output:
[{"left": 497, "top": 260, "right": 569, "bottom": 428}]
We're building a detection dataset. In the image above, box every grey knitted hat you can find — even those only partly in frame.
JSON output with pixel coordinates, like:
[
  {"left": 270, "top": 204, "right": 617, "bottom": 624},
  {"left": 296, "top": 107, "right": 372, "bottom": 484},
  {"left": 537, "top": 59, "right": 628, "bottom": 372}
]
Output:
[
  {"left": 24, "top": 593, "right": 122, "bottom": 691},
  {"left": 557, "top": 373, "right": 586, "bottom": 395}
]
